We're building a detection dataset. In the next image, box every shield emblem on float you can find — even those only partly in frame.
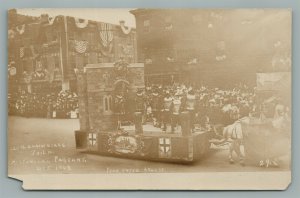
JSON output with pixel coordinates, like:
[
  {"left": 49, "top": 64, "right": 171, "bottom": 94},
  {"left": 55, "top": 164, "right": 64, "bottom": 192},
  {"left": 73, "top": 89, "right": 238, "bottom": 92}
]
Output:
[{"left": 114, "top": 135, "right": 137, "bottom": 154}]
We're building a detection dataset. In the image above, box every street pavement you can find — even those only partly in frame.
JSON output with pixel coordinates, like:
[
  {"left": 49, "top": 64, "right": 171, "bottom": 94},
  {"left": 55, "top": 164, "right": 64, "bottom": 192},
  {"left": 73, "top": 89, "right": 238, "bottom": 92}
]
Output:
[{"left": 7, "top": 116, "right": 290, "bottom": 175}]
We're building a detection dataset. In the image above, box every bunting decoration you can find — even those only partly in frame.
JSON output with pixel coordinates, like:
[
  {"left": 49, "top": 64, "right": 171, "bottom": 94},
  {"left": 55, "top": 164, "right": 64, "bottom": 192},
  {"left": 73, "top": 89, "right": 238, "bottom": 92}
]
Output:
[
  {"left": 98, "top": 23, "right": 114, "bottom": 47},
  {"left": 75, "top": 18, "right": 89, "bottom": 29},
  {"left": 16, "top": 24, "right": 25, "bottom": 35},
  {"left": 119, "top": 20, "right": 132, "bottom": 35},
  {"left": 19, "top": 47, "right": 25, "bottom": 58},
  {"left": 48, "top": 16, "right": 57, "bottom": 25},
  {"left": 74, "top": 40, "right": 88, "bottom": 54}
]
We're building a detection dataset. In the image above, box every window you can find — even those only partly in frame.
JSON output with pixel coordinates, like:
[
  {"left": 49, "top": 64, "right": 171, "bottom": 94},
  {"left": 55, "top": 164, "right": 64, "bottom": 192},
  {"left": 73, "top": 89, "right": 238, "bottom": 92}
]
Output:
[
  {"left": 143, "top": 19, "right": 150, "bottom": 27},
  {"left": 103, "top": 95, "right": 113, "bottom": 114},
  {"left": 143, "top": 19, "right": 150, "bottom": 33}
]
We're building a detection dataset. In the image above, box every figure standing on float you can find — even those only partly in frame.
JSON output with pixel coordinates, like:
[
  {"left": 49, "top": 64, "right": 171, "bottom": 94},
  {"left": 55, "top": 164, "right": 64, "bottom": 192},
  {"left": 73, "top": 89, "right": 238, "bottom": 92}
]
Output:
[
  {"left": 134, "top": 88, "right": 147, "bottom": 124},
  {"left": 114, "top": 92, "right": 125, "bottom": 130},
  {"left": 161, "top": 91, "right": 173, "bottom": 132},
  {"left": 170, "top": 92, "right": 182, "bottom": 133},
  {"left": 149, "top": 87, "right": 162, "bottom": 127},
  {"left": 182, "top": 88, "right": 197, "bottom": 132}
]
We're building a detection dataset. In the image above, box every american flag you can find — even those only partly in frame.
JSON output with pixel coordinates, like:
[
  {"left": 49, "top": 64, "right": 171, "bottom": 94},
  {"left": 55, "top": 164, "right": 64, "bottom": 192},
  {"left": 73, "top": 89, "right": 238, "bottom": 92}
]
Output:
[
  {"left": 74, "top": 40, "right": 88, "bottom": 54},
  {"left": 98, "top": 23, "right": 114, "bottom": 47},
  {"left": 19, "top": 47, "right": 24, "bottom": 58}
]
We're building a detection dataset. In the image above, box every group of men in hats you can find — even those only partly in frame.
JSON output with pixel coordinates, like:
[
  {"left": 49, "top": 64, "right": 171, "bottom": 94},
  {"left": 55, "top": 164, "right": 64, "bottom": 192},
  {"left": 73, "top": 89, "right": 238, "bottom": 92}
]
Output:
[
  {"left": 133, "top": 85, "right": 198, "bottom": 133},
  {"left": 129, "top": 83, "right": 258, "bottom": 134}
]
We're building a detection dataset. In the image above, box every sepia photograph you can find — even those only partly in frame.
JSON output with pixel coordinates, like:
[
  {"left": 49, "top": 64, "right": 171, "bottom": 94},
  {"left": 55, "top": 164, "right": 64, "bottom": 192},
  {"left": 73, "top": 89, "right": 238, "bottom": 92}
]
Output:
[{"left": 7, "top": 8, "right": 291, "bottom": 190}]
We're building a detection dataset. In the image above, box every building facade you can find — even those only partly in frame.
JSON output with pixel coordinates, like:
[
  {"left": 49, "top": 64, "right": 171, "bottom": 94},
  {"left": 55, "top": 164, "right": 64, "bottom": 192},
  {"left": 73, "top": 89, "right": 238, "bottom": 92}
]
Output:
[
  {"left": 8, "top": 9, "right": 137, "bottom": 93},
  {"left": 130, "top": 9, "right": 291, "bottom": 87}
]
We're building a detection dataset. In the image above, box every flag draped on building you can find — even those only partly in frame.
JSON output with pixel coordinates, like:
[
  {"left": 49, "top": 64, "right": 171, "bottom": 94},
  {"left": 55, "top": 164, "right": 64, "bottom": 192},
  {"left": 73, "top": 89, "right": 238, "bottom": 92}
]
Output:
[
  {"left": 97, "top": 23, "right": 114, "bottom": 57},
  {"left": 119, "top": 21, "right": 132, "bottom": 35},
  {"left": 48, "top": 16, "right": 57, "bottom": 25},
  {"left": 98, "top": 23, "right": 114, "bottom": 47},
  {"left": 19, "top": 47, "right": 25, "bottom": 58},
  {"left": 74, "top": 40, "right": 88, "bottom": 54}
]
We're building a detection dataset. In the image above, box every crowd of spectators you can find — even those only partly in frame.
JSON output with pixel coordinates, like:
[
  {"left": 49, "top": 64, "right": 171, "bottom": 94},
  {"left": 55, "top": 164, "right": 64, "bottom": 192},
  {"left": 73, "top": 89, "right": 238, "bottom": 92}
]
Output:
[
  {"left": 8, "top": 83, "right": 261, "bottom": 125},
  {"left": 8, "top": 90, "right": 79, "bottom": 119}
]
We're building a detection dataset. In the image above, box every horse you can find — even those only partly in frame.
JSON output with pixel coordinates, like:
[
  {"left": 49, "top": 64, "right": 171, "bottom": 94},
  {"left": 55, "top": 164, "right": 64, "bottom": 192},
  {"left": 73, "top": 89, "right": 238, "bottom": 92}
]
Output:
[
  {"left": 222, "top": 117, "right": 250, "bottom": 165},
  {"left": 223, "top": 115, "right": 290, "bottom": 167}
]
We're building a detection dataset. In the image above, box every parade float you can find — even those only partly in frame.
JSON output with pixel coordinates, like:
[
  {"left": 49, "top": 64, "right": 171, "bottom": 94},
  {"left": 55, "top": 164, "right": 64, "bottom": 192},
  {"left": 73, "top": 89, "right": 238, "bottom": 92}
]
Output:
[{"left": 74, "top": 60, "right": 210, "bottom": 163}]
